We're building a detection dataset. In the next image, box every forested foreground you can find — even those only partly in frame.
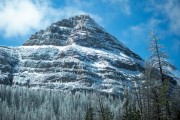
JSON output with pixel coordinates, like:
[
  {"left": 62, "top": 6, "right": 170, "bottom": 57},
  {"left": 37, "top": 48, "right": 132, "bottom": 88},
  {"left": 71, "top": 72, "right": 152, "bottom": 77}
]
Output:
[
  {"left": 0, "top": 85, "right": 123, "bottom": 120},
  {"left": 0, "top": 81, "right": 180, "bottom": 120}
]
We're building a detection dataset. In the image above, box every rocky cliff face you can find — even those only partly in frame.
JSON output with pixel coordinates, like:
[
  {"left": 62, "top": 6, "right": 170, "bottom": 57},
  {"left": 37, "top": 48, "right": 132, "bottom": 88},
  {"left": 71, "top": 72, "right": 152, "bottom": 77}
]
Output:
[{"left": 0, "top": 15, "right": 144, "bottom": 94}]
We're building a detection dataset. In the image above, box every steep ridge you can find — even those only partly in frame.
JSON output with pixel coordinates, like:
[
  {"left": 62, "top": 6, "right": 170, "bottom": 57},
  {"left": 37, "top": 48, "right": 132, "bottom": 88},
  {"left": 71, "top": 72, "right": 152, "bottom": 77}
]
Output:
[{"left": 0, "top": 15, "right": 144, "bottom": 94}]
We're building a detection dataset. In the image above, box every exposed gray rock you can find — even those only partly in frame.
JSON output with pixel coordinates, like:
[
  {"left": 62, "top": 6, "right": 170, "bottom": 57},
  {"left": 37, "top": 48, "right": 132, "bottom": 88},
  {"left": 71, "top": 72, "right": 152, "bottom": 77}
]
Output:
[
  {"left": 23, "top": 15, "right": 142, "bottom": 61},
  {"left": 0, "top": 47, "right": 18, "bottom": 84},
  {"left": 0, "top": 15, "right": 144, "bottom": 94}
]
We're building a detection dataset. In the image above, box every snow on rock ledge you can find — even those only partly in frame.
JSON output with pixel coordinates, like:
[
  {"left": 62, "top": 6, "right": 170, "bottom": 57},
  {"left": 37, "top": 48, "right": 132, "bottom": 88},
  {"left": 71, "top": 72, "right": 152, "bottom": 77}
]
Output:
[{"left": 0, "top": 15, "right": 144, "bottom": 94}]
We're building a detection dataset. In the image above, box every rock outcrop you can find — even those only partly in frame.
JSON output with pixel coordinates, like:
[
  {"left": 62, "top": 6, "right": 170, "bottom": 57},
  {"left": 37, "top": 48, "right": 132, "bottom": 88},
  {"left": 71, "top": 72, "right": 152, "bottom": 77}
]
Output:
[{"left": 0, "top": 15, "right": 144, "bottom": 94}]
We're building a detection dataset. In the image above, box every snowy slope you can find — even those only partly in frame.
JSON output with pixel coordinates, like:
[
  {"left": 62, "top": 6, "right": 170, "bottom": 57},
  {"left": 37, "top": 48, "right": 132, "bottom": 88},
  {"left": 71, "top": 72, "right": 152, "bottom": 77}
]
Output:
[{"left": 0, "top": 15, "right": 144, "bottom": 94}]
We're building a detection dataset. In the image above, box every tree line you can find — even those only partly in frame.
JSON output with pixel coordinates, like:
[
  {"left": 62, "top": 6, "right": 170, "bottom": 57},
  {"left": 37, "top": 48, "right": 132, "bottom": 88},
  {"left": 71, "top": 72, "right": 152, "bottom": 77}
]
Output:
[{"left": 0, "top": 85, "right": 123, "bottom": 120}]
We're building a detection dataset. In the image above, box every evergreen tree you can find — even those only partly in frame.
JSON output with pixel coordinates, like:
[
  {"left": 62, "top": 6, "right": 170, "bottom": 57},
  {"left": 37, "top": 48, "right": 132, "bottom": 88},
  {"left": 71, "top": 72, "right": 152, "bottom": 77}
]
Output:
[
  {"left": 97, "top": 95, "right": 114, "bottom": 120},
  {"left": 122, "top": 106, "right": 141, "bottom": 120},
  {"left": 103, "top": 107, "right": 114, "bottom": 120},
  {"left": 85, "top": 107, "right": 94, "bottom": 120},
  {"left": 122, "top": 86, "right": 141, "bottom": 120}
]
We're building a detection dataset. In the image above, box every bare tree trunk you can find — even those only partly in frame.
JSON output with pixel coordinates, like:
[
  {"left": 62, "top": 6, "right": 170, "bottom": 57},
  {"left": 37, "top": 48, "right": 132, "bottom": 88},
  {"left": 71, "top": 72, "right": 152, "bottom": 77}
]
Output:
[
  {"left": 153, "top": 89, "right": 161, "bottom": 120},
  {"left": 135, "top": 87, "right": 143, "bottom": 120},
  {"left": 98, "top": 95, "right": 105, "bottom": 120},
  {"left": 147, "top": 85, "right": 151, "bottom": 120}
]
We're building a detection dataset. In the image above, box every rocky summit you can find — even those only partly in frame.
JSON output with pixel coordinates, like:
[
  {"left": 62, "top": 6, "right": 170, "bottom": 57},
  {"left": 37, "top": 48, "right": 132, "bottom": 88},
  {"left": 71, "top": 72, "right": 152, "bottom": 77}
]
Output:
[{"left": 0, "top": 15, "right": 144, "bottom": 94}]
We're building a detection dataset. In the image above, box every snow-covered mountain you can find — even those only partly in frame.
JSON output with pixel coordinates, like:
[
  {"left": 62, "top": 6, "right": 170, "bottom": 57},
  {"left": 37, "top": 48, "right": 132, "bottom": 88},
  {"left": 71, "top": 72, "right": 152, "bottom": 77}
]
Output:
[{"left": 0, "top": 15, "right": 144, "bottom": 94}]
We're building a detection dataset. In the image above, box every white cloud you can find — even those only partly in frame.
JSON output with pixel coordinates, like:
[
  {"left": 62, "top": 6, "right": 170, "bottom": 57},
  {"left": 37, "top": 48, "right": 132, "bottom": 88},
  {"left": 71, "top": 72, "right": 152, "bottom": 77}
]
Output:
[
  {"left": 0, "top": 0, "right": 102, "bottom": 38},
  {"left": 0, "top": 0, "right": 44, "bottom": 37}
]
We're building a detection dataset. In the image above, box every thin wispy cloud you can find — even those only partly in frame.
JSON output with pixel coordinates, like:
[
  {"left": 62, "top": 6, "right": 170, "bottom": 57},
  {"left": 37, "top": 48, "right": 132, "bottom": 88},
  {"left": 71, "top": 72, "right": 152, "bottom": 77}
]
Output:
[
  {"left": 146, "top": 0, "right": 180, "bottom": 36},
  {"left": 120, "top": 18, "right": 162, "bottom": 47},
  {"left": 163, "top": 0, "right": 180, "bottom": 36},
  {"left": 172, "top": 39, "right": 180, "bottom": 54},
  {"left": 63, "top": 0, "right": 103, "bottom": 24},
  {"left": 65, "top": 0, "right": 94, "bottom": 9},
  {"left": 102, "top": 0, "right": 131, "bottom": 15}
]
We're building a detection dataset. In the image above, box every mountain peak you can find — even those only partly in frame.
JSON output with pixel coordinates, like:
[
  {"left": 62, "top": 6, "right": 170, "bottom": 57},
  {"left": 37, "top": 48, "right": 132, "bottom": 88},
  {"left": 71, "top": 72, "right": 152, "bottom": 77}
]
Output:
[
  {"left": 23, "top": 15, "right": 142, "bottom": 60},
  {"left": 60, "top": 14, "right": 103, "bottom": 31},
  {"left": 0, "top": 15, "right": 144, "bottom": 94},
  {"left": 52, "top": 14, "right": 96, "bottom": 28},
  {"left": 23, "top": 14, "right": 104, "bottom": 46},
  {"left": 72, "top": 14, "right": 93, "bottom": 21}
]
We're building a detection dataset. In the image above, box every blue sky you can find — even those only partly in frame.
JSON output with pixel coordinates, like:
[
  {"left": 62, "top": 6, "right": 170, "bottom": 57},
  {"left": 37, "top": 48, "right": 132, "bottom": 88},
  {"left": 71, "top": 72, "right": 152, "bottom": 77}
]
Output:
[{"left": 0, "top": 0, "right": 180, "bottom": 75}]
